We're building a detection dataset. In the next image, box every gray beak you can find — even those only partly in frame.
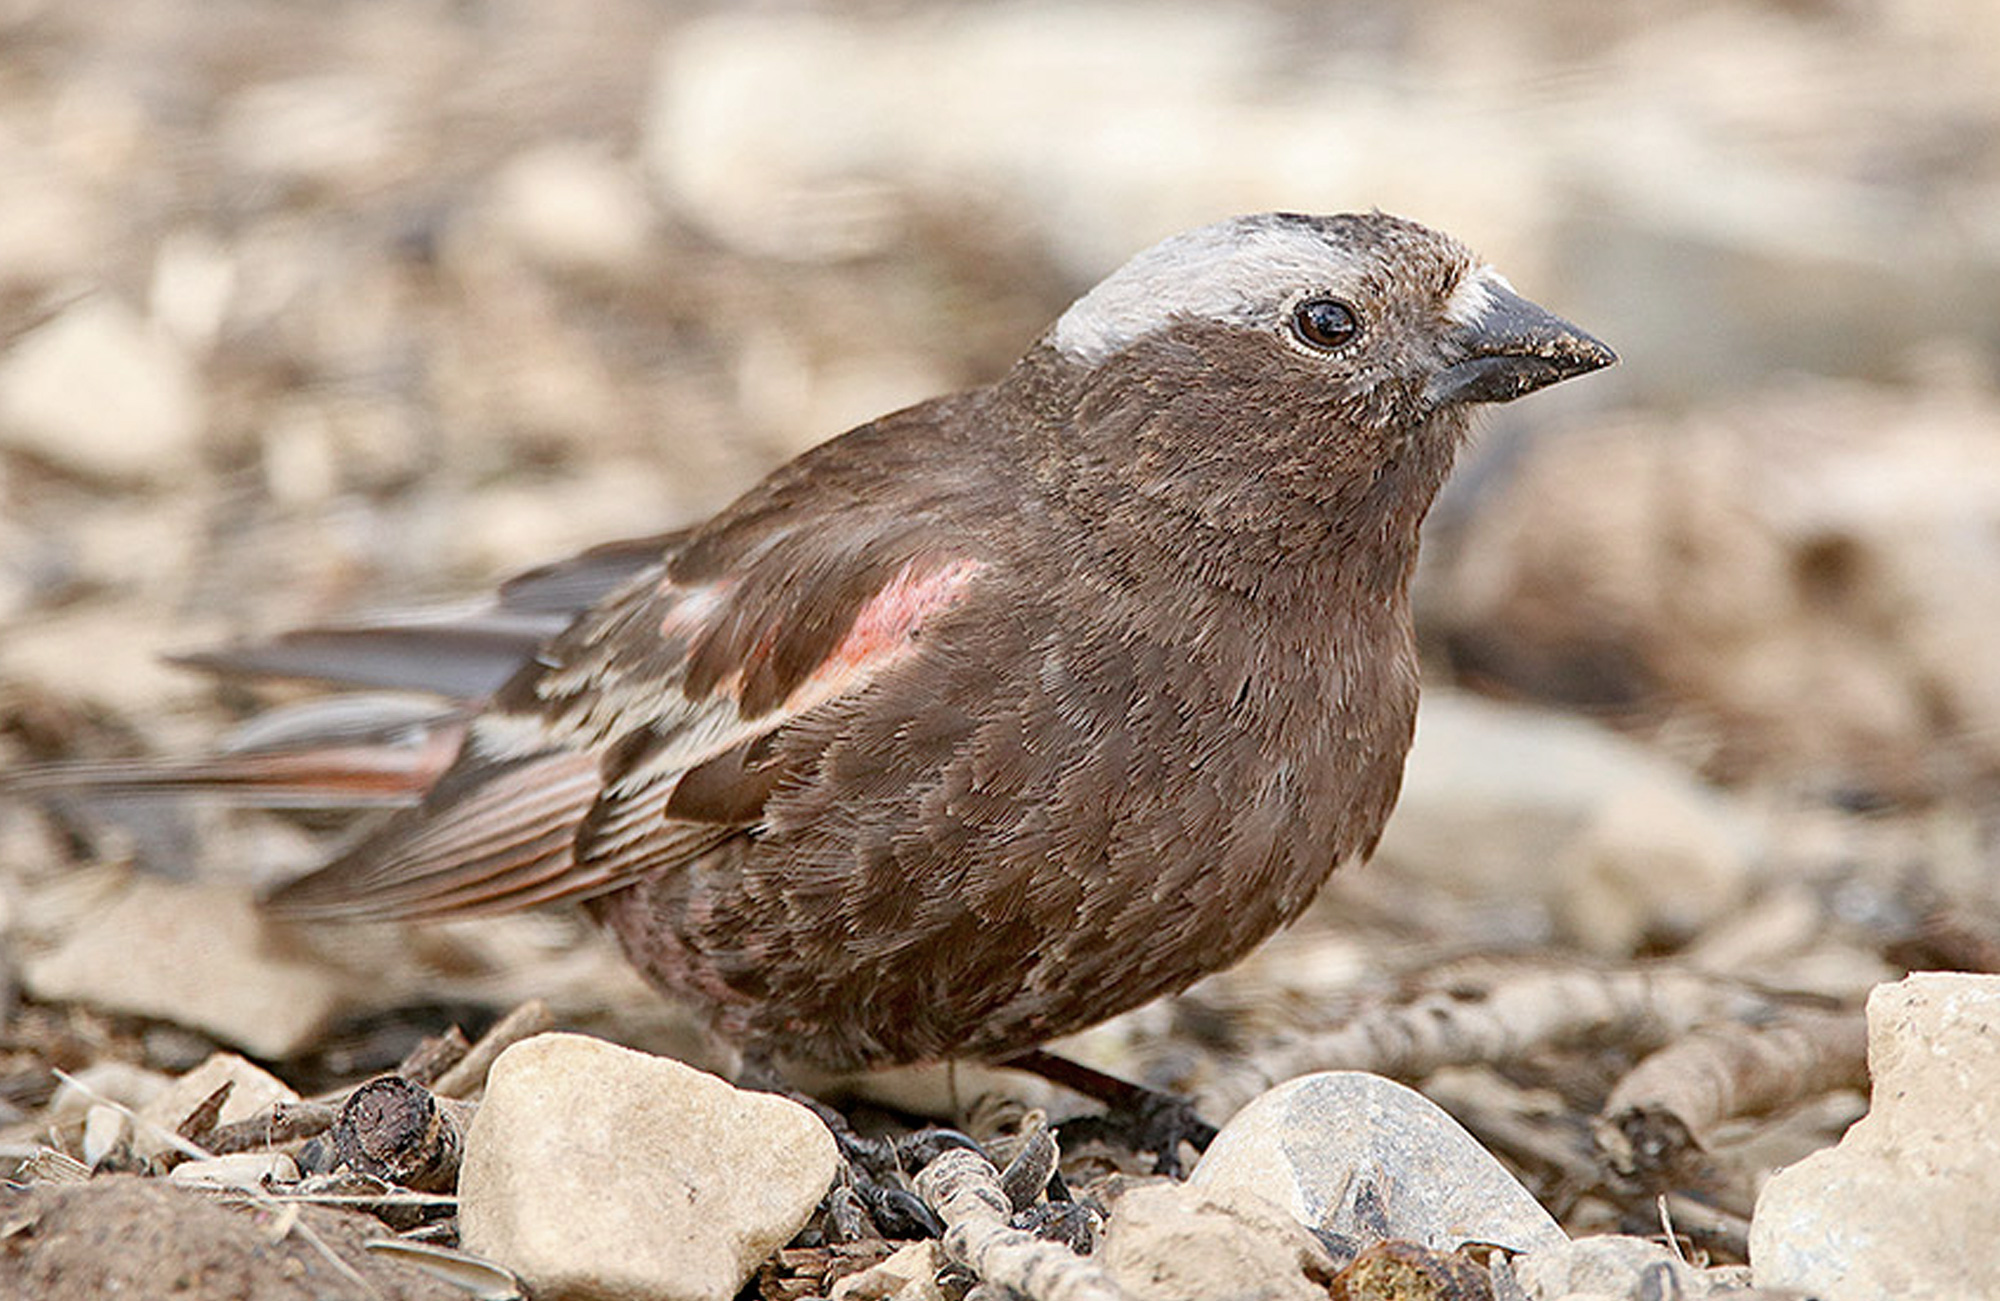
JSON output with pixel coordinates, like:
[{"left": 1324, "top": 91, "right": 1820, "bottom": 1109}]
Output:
[{"left": 1427, "top": 283, "right": 1617, "bottom": 407}]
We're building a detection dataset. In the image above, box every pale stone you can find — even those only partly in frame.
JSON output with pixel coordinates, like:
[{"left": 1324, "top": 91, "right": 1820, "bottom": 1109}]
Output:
[
  {"left": 46, "top": 1060, "right": 171, "bottom": 1124},
  {"left": 458, "top": 1032, "right": 839, "bottom": 1301},
  {"left": 1751, "top": 973, "right": 2000, "bottom": 1299},
  {"left": 1513, "top": 1235, "right": 1731, "bottom": 1299},
  {"left": 485, "top": 143, "right": 655, "bottom": 276},
  {"left": 1097, "top": 1180, "right": 1334, "bottom": 1301},
  {"left": 220, "top": 75, "right": 404, "bottom": 191},
  {"left": 23, "top": 879, "right": 347, "bottom": 1060},
  {"left": 81, "top": 1105, "right": 130, "bottom": 1167},
  {"left": 829, "top": 1240, "right": 946, "bottom": 1301},
  {"left": 0, "top": 295, "right": 203, "bottom": 481},
  {"left": 168, "top": 1151, "right": 300, "bottom": 1190},
  {"left": 133, "top": 1052, "right": 299, "bottom": 1160},
  {"left": 1188, "top": 1070, "right": 1566, "bottom": 1256}
]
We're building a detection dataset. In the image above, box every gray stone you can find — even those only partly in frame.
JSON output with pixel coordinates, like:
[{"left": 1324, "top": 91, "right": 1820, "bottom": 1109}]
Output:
[
  {"left": 23, "top": 878, "right": 346, "bottom": 1061},
  {"left": 1751, "top": 973, "right": 2000, "bottom": 1300},
  {"left": 458, "top": 1032, "right": 838, "bottom": 1301},
  {"left": 1096, "top": 1180, "right": 1335, "bottom": 1301},
  {"left": 1188, "top": 1070, "right": 1565, "bottom": 1255}
]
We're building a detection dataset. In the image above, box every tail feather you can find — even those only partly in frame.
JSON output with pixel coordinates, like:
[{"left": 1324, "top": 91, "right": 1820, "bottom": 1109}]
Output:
[
  {"left": 5, "top": 696, "right": 468, "bottom": 809},
  {"left": 170, "top": 612, "right": 564, "bottom": 698}
]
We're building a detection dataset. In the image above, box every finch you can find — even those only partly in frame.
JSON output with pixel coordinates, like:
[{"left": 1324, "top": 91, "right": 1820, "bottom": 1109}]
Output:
[{"left": 34, "top": 212, "right": 1616, "bottom": 1077}]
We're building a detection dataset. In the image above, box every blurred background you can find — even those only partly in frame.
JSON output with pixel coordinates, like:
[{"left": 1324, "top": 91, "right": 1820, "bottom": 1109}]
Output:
[{"left": 2, "top": 0, "right": 1999, "bottom": 1204}]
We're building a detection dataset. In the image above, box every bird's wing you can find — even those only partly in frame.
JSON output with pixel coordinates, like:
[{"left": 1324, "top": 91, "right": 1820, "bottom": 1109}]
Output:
[
  {"left": 169, "top": 531, "right": 687, "bottom": 698},
  {"left": 267, "top": 538, "right": 991, "bottom": 920}
]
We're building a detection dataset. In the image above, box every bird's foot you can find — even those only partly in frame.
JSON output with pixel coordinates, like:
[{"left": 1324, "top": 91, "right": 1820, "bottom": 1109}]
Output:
[{"left": 998, "top": 1047, "right": 1217, "bottom": 1178}]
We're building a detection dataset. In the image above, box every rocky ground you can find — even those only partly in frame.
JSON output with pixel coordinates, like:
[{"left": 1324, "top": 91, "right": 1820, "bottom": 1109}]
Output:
[{"left": 3, "top": 2, "right": 2000, "bottom": 1299}]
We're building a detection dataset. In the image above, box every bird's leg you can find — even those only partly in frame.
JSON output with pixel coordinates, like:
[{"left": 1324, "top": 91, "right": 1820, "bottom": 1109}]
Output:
[{"left": 998, "top": 1047, "right": 1218, "bottom": 1178}]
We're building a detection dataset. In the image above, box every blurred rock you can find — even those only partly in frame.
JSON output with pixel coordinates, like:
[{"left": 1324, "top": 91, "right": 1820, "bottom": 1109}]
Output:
[
  {"left": 1096, "top": 1180, "right": 1337, "bottom": 1301},
  {"left": 483, "top": 142, "right": 656, "bottom": 278},
  {"left": 21, "top": 878, "right": 347, "bottom": 1060},
  {"left": 458, "top": 1032, "right": 838, "bottom": 1301},
  {"left": 642, "top": 5, "right": 1548, "bottom": 275},
  {"left": 0, "top": 296, "right": 203, "bottom": 482},
  {"left": 1751, "top": 972, "right": 2000, "bottom": 1299},
  {"left": 1374, "top": 690, "right": 1760, "bottom": 956},
  {"left": 219, "top": 75, "right": 406, "bottom": 194},
  {"left": 1433, "top": 376, "right": 2000, "bottom": 799},
  {"left": 0, "top": 142, "right": 103, "bottom": 294},
  {"left": 133, "top": 1051, "right": 299, "bottom": 1160},
  {"left": 47, "top": 1060, "right": 171, "bottom": 1125},
  {"left": 1187, "top": 1070, "right": 1566, "bottom": 1256},
  {"left": 642, "top": 3, "right": 2000, "bottom": 395}
]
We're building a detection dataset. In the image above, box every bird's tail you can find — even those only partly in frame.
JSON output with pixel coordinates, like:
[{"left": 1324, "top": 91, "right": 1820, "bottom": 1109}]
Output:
[{"left": 4, "top": 694, "right": 468, "bottom": 810}]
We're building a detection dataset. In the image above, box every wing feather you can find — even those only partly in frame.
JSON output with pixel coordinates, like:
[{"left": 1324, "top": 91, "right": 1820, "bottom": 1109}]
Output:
[{"left": 267, "top": 546, "right": 989, "bottom": 923}]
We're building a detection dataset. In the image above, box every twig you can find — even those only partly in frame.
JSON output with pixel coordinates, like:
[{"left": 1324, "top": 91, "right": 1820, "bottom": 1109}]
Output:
[
  {"left": 209, "top": 1099, "right": 343, "bottom": 1155},
  {"left": 331, "top": 1076, "right": 473, "bottom": 1192},
  {"left": 1262, "top": 966, "right": 1767, "bottom": 1084},
  {"left": 1595, "top": 1007, "right": 1865, "bottom": 1187},
  {"left": 915, "top": 1147, "right": 1131, "bottom": 1301},
  {"left": 430, "top": 999, "right": 552, "bottom": 1099},
  {"left": 395, "top": 1026, "right": 472, "bottom": 1090}
]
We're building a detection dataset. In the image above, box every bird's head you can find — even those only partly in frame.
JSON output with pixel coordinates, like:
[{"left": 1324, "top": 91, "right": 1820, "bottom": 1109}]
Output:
[
  {"left": 1017, "top": 211, "right": 1614, "bottom": 581},
  {"left": 1046, "top": 210, "right": 1614, "bottom": 448}
]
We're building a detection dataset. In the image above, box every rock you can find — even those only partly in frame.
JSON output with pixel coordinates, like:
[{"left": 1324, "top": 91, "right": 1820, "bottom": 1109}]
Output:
[
  {"left": 0, "top": 1176, "right": 463, "bottom": 1300},
  {"left": 1750, "top": 973, "right": 2000, "bottom": 1300},
  {"left": 133, "top": 1052, "right": 299, "bottom": 1160},
  {"left": 81, "top": 1105, "right": 131, "bottom": 1167},
  {"left": 167, "top": 1151, "right": 300, "bottom": 1190},
  {"left": 219, "top": 75, "right": 405, "bottom": 193},
  {"left": 1511, "top": 1235, "right": 1731, "bottom": 1299},
  {"left": 0, "top": 295, "right": 203, "bottom": 481},
  {"left": 829, "top": 1240, "right": 946, "bottom": 1301},
  {"left": 1431, "top": 377, "right": 2000, "bottom": 799},
  {"left": 22, "top": 878, "right": 347, "bottom": 1061},
  {"left": 483, "top": 143, "right": 656, "bottom": 277},
  {"left": 46, "top": 1060, "right": 171, "bottom": 1125},
  {"left": 1187, "top": 1071, "right": 1565, "bottom": 1256},
  {"left": 1096, "top": 1180, "right": 1337, "bottom": 1301},
  {"left": 1373, "top": 690, "right": 1759, "bottom": 956},
  {"left": 458, "top": 1032, "right": 839, "bottom": 1301},
  {"left": 641, "top": 5, "right": 1545, "bottom": 275}
]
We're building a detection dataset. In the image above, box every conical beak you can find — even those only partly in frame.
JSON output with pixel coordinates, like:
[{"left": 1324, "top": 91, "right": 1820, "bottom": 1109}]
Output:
[{"left": 1426, "top": 281, "right": 1617, "bottom": 407}]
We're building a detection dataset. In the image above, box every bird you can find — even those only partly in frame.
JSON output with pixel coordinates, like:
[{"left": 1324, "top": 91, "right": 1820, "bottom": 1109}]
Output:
[{"left": 18, "top": 212, "right": 1613, "bottom": 1088}]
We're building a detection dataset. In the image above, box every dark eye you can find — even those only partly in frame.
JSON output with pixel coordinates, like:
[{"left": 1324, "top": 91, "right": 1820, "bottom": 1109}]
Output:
[{"left": 1291, "top": 297, "right": 1360, "bottom": 351}]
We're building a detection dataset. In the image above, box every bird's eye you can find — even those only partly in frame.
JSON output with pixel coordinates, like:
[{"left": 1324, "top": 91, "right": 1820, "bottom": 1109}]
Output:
[{"left": 1290, "top": 297, "right": 1361, "bottom": 351}]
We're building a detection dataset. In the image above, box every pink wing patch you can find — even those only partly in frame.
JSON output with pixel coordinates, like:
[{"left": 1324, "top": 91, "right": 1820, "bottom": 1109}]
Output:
[{"left": 786, "top": 557, "right": 986, "bottom": 712}]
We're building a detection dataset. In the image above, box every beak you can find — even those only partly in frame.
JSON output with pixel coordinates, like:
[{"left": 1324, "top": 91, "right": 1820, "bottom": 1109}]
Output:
[{"left": 1426, "top": 281, "right": 1616, "bottom": 407}]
